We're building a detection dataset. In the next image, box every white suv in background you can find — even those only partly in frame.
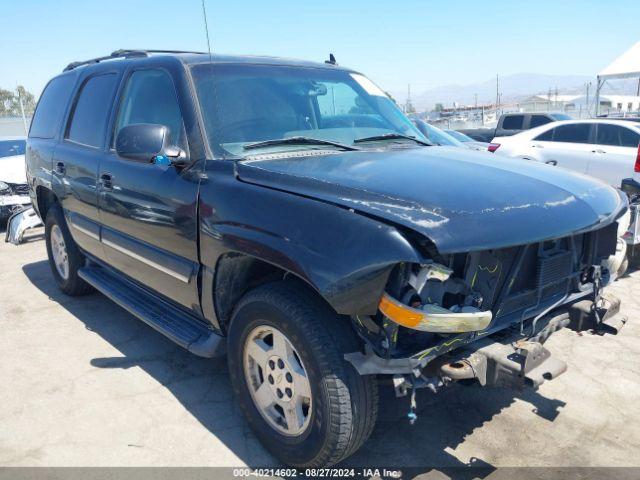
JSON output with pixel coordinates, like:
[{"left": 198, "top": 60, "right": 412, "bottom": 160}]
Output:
[
  {"left": 490, "top": 119, "right": 640, "bottom": 187},
  {"left": 0, "top": 136, "right": 31, "bottom": 221}
]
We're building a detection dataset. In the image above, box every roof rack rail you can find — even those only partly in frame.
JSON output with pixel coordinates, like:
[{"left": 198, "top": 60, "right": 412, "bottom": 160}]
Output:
[
  {"left": 112, "top": 49, "right": 208, "bottom": 56},
  {"left": 63, "top": 49, "right": 208, "bottom": 72}
]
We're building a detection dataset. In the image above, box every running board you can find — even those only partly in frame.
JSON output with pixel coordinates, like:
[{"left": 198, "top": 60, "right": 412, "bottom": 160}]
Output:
[{"left": 78, "top": 265, "right": 225, "bottom": 358}]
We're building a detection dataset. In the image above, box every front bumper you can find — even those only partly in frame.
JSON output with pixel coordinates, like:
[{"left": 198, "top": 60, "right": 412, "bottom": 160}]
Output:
[{"left": 346, "top": 293, "right": 626, "bottom": 391}]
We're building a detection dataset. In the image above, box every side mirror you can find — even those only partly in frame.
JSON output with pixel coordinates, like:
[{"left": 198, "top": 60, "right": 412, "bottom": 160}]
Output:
[{"left": 115, "top": 123, "right": 187, "bottom": 166}]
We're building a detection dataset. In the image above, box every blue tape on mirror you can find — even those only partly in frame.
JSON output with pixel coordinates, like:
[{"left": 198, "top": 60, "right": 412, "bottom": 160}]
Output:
[{"left": 154, "top": 155, "right": 171, "bottom": 166}]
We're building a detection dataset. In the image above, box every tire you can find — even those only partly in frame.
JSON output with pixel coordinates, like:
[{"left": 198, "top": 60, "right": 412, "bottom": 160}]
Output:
[
  {"left": 227, "top": 281, "right": 378, "bottom": 467},
  {"left": 45, "top": 205, "right": 93, "bottom": 296}
]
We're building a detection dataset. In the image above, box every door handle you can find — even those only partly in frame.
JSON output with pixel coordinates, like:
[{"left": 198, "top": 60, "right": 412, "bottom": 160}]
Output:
[
  {"left": 545, "top": 160, "right": 557, "bottom": 166},
  {"left": 55, "top": 162, "right": 66, "bottom": 174},
  {"left": 100, "top": 173, "right": 113, "bottom": 189},
  {"left": 532, "top": 144, "right": 544, "bottom": 149},
  {"left": 592, "top": 149, "right": 606, "bottom": 154}
]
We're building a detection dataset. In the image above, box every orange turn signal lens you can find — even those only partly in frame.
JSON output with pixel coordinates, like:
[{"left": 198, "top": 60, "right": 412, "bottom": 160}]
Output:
[
  {"left": 378, "top": 292, "right": 493, "bottom": 333},
  {"left": 378, "top": 293, "right": 423, "bottom": 328}
]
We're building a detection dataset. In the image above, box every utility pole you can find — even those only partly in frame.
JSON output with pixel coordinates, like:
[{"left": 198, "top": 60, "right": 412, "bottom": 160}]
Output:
[
  {"left": 16, "top": 87, "right": 28, "bottom": 135},
  {"left": 495, "top": 74, "right": 499, "bottom": 109},
  {"left": 405, "top": 83, "right": 413, "bottom": 113},
  {"left": 585, "top": 82, "right": 591, "bottom": 117}
]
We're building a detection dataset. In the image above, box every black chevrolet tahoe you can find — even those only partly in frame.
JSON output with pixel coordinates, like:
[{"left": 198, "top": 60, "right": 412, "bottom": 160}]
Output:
[{"left": 26, "top": 50, "right": 628, "bottom": 467}]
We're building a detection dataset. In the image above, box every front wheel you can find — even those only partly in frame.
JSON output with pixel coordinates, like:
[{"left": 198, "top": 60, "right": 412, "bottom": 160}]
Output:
[{"left": 227, "top": 281, "right": 378, "bottom": 467}]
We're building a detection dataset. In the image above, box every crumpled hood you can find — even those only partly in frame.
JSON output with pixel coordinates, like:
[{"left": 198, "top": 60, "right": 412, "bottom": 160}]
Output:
[
  {"left": 0, "top": 155, "right": 27, "bottom": 184},
  {"left": 237, "top": 147, "right": 627, "bottom": 253}
]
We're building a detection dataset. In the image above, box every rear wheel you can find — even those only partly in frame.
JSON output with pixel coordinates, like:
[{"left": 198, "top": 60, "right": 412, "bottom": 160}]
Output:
[
  {"left": 227, "top": 281, "right": 378, "bottom": 467},
  {"left": 45, "top": 205, "right": 93, "bottom": 296}
]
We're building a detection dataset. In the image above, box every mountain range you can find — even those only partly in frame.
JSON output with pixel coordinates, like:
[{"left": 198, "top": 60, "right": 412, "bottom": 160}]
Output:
[{"left": 392, "top": 73, "right": 640, "bottom": 111}]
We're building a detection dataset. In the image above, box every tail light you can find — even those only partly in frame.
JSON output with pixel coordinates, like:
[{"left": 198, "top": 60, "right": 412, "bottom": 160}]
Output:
[
  {"left": 488, "top": 143, "right": 501, "bottom": 153},
  {"left": 635, "top": 144, "right": 640, "bottom": 172}
]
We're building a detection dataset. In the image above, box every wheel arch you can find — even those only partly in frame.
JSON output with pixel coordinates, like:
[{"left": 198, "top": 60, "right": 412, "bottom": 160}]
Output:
[
  {"left": 209, "top": 252, "right": 342, "bottom": 335},
  {"left": 35, "top": 186, "right": 59, "bottom": 221}
]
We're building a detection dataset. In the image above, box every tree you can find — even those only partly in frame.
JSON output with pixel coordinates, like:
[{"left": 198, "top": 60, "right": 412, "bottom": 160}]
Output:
[
  {"left": 13, "top": 86, "right": 36, "bottom": 116},
  {"left": 434, "top": 103, "right": 444, "bottom": 112},
  {"left": 0, "top": 86, "right": 37, "bottom": 117},
  {"left": 0, "top": 89, "right": 14, "bottom": 116}
]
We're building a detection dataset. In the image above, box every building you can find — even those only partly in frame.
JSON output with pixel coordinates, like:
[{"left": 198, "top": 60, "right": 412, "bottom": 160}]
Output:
[{"left": 519, "top": 93, "right": 640, "bottom": 116}]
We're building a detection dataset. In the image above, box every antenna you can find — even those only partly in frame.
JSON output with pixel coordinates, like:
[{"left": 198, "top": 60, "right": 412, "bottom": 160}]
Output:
[
  {"left": 199, "top": 0, "right": 223, "bottom": 159},
  {"left": 201, "top": 0, "right": 213, "bottom": 62},
  {"left": 325, "top": 53, "right": 337, "bottom": 65}
]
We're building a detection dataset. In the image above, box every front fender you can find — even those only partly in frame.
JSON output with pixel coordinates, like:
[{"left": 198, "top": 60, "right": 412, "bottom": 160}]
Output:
[{"left": 199, "top": 161, "right": 425, "bottom": 315}]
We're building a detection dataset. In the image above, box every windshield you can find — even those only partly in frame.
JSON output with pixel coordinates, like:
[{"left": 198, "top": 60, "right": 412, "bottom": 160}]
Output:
[
  {"left": 0, "top": 139, "right": 26, "bottom": 158},
  {"left": 410, "top": 119, "right": 463, "bottom": 147},
  {"left": 191, "top": 64, "right": 424, "bottom": 157},
  {"left": 445, "top": 130, "right": 475, "bottom": 142},
  {"left": 550, "top": 113, "right": 572, "bottom": 121}
]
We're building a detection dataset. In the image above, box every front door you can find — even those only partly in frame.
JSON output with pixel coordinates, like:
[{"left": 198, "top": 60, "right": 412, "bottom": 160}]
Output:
[
  {"left": 98, "top": 68, "right": 201, "bottom": 310},
  {"left": 531, "top": 122, "right": 593, "bottom": 174}
]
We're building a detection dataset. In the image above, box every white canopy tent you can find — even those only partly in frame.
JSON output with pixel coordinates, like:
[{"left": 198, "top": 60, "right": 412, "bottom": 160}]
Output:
[{"left": 595, "top": 41, "right": 640, "bottom": 115}]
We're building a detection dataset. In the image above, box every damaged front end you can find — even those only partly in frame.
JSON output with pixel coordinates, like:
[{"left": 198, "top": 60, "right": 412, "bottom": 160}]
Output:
[
  {"left": 346, "top": 220, "right": 627, "bottom": 400},
  {"left": 0, "top": 181, "right": 30, "bottom": 219}
]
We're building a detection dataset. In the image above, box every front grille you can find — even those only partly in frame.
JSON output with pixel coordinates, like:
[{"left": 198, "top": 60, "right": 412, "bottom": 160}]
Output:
[
  {"left": 477, "top": 224, "right": 618, "bottom": 323},
  {"left": 536, "top": 250, "right": 573, "bottom": 287}
]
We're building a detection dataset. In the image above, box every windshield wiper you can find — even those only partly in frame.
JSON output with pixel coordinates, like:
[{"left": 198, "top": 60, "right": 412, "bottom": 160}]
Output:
[
  {"left": 354, "top": 133, "right": 432, "bottom": 146},
  {"left": 243, "top": 136, "right": 360, "bottom": 152}
]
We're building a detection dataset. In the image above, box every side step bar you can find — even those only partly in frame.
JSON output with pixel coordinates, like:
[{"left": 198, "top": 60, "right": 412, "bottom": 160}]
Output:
[{"left": 78, "top": 265, "right": 225, "bottom": 358}]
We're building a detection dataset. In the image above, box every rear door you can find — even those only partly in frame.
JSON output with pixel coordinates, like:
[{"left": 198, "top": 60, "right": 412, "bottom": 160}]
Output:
[
  {"left": 52, "top": 71, "right": 121, "bottom": 257},
  {"left": 530, "top": 123, "right": 594, "bottom": 174},
  {"left": 98, "top": 66, "right": 202, "bottom": 310},
  {"left": 587, "top": 123, "right": 640, "bottom": 186}
]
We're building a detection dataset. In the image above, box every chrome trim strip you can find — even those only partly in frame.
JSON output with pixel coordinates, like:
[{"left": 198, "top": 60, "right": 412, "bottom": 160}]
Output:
[
  {"left": 102, "top": 238, "right": 191, "bottom": 283},
  {"left": 71, "top": 222, "right": 100, "bottom": 241}
]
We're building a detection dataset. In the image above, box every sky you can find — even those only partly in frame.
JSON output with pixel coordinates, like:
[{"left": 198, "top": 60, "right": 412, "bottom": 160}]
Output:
[{"left": 1, "top": 0, "right": 640, "bottom": 99}]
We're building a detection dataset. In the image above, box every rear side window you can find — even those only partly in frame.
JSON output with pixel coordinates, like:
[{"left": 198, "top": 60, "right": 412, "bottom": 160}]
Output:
[
  {"left": 548, "top": 123, "right": 591, "bottom": 144},
  {"left": 529, "top": 115, "right": 553, "bottom": 128},
  {"left": 502, "top": 115, "right": 525, "bottom": 130},
  {"left": 66, "top": 73, "right": 119, "bottom": 148},
  {"left": 620, "top": 126, "right": 640, "bottom": 148},
  {"left": 595, "top": 124, "right": 629, "bottom": 147},
  {"left": 29, "top": 75, "right": 76, "bottom": 139}
]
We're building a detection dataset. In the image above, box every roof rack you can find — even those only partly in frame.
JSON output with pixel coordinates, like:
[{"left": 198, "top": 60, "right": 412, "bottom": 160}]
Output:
[{"left": 63, "top": 49, "right": 208, "bottom": 72}]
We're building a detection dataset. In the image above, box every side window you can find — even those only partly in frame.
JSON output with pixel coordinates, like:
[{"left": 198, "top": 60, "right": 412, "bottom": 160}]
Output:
[
  {"left": 534, "top": 127, "right": 554, "bottom": 141},
  {"left": 529, "top": 115, "right": 553, "bottom": 128},
  {"left": 114, "top": 69, "right": 186, "bottom": 150},
  {"left": 595, "top": 124, "right": 623, "bottom": 147},
  {"left": 501, "top": 115, "right": 525, "bottom": 130},
  {"left": 66, "top": 73, "right": 119, "bottom": 148},
  {"left": 29, "top": 75, "right": 76, "bottom": 139},
  {"left": 620, "top": 127, "right": 640, "bottom": 148},
  {"left": 549, "top": 123, "right": 591, "bottom": 144}
]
